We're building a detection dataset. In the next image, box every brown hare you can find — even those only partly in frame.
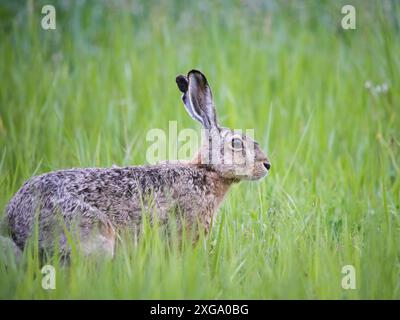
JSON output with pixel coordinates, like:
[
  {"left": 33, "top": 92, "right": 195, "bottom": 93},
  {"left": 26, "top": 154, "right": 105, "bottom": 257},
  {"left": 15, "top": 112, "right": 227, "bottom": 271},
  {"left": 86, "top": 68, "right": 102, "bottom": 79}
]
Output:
[{"left": 3, "top": 70, "right": 271, "bottom": 258}]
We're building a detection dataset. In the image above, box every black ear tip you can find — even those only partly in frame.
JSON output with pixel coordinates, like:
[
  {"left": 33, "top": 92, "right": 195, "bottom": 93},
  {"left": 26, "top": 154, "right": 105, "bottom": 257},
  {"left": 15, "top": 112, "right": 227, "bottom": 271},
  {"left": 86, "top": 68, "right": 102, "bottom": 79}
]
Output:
[
  {"left": 176, "top": 75, "right": 188, "bottom": 93},
  {"left": 188, "top": 68, "right": 205, "bottom": 74},
  {"left": 188, "top": 69, "right": 204, "bottom": 78},
  {"left": 188, "top": 69, "right": 208, "bottom": 85}
]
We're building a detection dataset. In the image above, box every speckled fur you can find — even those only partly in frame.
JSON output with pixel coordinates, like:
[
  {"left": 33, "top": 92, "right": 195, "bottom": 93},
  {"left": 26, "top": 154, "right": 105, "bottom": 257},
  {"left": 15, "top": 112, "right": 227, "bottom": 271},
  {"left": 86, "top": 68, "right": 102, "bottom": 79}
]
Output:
[
  {"left": 4, "top": 70, "right": 271, "bottom": 257},
  {"left": 6, "top": 164, "right": 232, "bottom": 255}
]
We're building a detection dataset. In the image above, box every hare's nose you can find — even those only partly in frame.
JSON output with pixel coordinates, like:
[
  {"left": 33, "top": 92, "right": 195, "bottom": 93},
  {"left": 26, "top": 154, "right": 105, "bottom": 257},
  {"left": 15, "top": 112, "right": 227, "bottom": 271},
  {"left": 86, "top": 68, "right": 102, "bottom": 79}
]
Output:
[{"left": 263, "top": 162, "right": 271, "bottom": 170}]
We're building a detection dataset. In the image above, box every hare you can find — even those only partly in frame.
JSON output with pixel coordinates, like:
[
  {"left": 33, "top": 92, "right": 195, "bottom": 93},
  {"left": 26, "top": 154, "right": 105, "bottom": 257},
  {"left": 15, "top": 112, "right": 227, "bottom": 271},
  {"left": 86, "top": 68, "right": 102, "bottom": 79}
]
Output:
[{"left": 3, "top": 70, "right": 271, "bottom": 258}]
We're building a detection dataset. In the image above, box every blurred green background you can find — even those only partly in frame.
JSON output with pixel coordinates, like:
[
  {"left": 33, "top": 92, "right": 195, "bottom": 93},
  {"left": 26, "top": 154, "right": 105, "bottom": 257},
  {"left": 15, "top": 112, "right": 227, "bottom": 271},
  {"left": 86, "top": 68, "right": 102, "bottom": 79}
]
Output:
[{"left": 0, "top": 0, "right": 399, "bottom": 299}]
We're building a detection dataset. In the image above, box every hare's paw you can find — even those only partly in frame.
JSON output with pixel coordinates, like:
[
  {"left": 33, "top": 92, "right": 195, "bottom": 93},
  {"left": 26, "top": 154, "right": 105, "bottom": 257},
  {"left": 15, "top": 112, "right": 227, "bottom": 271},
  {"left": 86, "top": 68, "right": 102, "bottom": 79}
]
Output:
[{"left": 79, "top": 219, "right": 116, "bottom": 259}]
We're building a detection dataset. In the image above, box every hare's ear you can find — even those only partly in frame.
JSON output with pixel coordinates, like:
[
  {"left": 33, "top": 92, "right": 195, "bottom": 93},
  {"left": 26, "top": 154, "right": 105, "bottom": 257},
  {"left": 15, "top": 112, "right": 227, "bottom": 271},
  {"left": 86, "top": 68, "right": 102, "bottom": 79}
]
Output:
[
  {"left": 176, "top": 70, "right": 218, "bottom": 129},
  {"left": 176, "top": 74, "right": 204, "bottom": 124}
]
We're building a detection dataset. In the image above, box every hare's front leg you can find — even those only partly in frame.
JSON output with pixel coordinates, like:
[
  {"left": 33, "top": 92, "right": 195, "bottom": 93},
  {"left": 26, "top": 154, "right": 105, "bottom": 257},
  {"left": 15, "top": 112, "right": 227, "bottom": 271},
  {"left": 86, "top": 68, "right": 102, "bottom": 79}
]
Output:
[{"left": 79, "top": 218, "right": 116, "bottom": 259}]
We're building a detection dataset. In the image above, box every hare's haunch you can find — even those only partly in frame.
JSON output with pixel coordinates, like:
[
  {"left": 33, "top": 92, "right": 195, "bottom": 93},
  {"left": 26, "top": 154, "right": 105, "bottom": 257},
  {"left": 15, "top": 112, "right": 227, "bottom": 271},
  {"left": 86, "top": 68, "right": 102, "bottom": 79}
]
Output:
[{"left": 4, "top": 70, "right": 271, "bottom": 257}]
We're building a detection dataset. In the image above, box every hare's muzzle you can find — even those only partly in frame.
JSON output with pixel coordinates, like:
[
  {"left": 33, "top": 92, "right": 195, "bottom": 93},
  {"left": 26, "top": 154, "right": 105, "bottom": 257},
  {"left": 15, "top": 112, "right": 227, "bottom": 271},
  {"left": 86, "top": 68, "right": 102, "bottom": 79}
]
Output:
[{"left": 263, "top": 162, "right": 271, "bottom": 171}]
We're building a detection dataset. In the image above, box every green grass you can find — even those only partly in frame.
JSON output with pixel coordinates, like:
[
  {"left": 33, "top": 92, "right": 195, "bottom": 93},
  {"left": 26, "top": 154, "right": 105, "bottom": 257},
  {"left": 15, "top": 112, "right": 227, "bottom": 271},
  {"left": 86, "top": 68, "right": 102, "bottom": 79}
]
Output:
[{"left": 0, "top": 0, "right": 399, "bottom": 299}]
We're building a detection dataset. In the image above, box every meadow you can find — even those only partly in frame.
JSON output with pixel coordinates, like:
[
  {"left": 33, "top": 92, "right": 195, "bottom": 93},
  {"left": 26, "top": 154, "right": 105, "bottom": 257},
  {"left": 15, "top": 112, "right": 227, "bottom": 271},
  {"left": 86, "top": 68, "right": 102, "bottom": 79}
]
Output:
[{"left": 0, "top": 0, "right": 399, "bottom": 299}]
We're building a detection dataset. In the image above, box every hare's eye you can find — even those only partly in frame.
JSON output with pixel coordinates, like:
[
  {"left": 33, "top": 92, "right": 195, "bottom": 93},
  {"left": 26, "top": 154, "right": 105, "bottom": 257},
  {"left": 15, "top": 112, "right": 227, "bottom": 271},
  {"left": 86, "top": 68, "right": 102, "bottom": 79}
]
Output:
[{"left": 231, "top": 138, "right": 243, "bottom": 150}]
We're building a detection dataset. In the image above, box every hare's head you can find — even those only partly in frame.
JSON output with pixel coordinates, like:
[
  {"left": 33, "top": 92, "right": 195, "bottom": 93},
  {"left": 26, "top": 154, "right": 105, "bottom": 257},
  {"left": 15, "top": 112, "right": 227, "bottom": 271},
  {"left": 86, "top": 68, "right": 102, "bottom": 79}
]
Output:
[{"left": 176, "top": 70, "right": 271, "bottom": 181}]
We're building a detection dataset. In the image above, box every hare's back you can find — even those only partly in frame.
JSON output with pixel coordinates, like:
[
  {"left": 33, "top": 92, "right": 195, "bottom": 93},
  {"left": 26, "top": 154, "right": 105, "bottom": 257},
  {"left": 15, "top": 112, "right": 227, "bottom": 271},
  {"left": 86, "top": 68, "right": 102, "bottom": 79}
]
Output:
[{"left": 5, "top": 164, "right": 207, "bottom": 226}]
